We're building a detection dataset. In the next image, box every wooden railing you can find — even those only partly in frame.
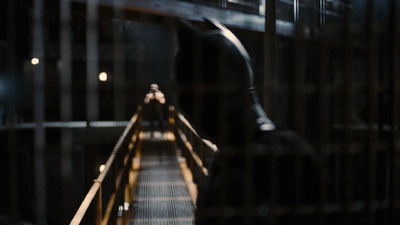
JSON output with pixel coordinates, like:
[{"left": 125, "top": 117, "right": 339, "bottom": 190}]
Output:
[
  {"left": 70, "top": 106, "right": 142, "bottom": 225},
  {"left": 169, "top": 106, "right": 219, "bottom": 184}
]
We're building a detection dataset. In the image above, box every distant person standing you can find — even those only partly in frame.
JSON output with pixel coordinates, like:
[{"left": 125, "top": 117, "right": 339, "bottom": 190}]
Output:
[{"left": 144, "top": 83, "right": 166, "bottom": 136}]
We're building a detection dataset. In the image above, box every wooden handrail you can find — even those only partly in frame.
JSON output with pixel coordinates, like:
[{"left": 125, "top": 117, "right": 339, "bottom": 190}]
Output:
[{"left": 70, "top": 106, "right": 142, "bottom": 225}]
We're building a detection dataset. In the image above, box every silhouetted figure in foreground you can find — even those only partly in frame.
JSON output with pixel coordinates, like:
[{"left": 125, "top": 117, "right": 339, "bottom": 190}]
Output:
[
  {"left": 144, "top": 83, "right": 166, "bottom": 136},
  {"left": 177, "top": 18, "right": 337, "bottom": 225}
]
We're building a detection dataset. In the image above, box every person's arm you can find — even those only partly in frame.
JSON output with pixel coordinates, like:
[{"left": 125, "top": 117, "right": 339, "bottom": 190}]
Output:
[
  {"left": 144, "top": 93, "right": 151, "bottom": 104},
  {"left": 159, "top": 96, "right": 165, "bottom": 104},
  {"left": 155, "top": 92, "right": 166, "bottom": 104}
]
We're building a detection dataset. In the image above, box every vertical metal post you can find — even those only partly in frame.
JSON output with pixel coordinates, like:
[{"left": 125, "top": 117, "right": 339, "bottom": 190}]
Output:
[
  {"left": 33, "top": 0, "right": 47, "bottom": 224},
  {"left": 294, "top": 0, "right": 299, "bottom": 22},
  {"left": 95, "top": 181, "right": 103, "bottom": 225},
  {"left": 244, "top": 146, "right": 254, "bottom": 225},
  {"left": 293, "top": 37, "right": 307, "bottom": 209},
  {"left": 342, "top": 0, "right": 354, "bottom": 220},
  {"left": 200, "top": 141, "right": 204, "bottom": 164},
  {"left": 6, "top": 0, "right": 19, "bottom": 220},
  {"left": 269, "top": 153, "right": 278, "bottom": 224},
  {"left": 365, "top": 0, "right": 377, "bottom": 219},
  {"left": 292, "top": 35, "right": 306, "bottom": 214},
  {"left": 220, "top": 0, "right": 227, "bottom": 8},
  {"left": 190, "top": 131, "right": 194, "bottom": 149},
  {"left": 260, "top": 0, "right": 266, "bottom": 16},
  {"left": 86, "top": 1, "right": 99, "bottom": 217},
  {"left": 318, "top": 37, "right": 331, "bottom": 149},
  {"left": 389, "top": 0, "right": 400, "bottom": 215},
  {"left": 293, "top": 40, "right": 306, "bottom": 136},
  {"left": 264, "top": 5, "right": 278, "bottom": 221},
  {"left": 113, "top": 0, "right": 126, "bottom": 121},
  {"left": 264, "top": 0, "right": 276, "bottom": 120},
  {"left": 60, "top": 0, "right": 73, "bottom": 223},
  {"left": 320, "top": 0, "right": 325, "bottom": 28},
  {"left": 87, "top": 0, "right": 99, "bottom": 122},
  {"left": 318, "top": 37, "right": 330, "bottom": 225}
]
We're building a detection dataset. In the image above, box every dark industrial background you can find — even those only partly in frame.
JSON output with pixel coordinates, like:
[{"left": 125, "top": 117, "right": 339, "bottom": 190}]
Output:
[{"left": 0, "top": 0, "right": 399, "bottom": 224}]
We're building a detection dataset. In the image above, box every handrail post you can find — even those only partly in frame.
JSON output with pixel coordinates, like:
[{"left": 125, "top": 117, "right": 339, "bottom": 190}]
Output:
[
  {"left": 200, "top": 141, "right": 204, "bottom": 165},
  {"left": 199, "top": 141, "right": 204, "bottom": 181},
  {"left": 164, "top": 107, "right": 218, "bottom": 183},
  {"left": 168, "top": 105, "right": 175, "bottom": 133},
  {"left": 94, "top": 180, "right": 102, "bottom": 225},
  {"left": 190, "top": 131, "right": 193, "bottom": 149}
]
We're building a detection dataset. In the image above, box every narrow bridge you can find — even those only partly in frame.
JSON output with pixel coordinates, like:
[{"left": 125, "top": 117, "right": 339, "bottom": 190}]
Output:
[{"left": 70, "top": 106, "right": 217, "bottom": 225}]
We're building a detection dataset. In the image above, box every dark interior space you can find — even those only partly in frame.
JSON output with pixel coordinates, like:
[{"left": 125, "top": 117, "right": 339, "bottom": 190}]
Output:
[{"left": 0, "top": 0, "right": 399, "bottom": 224}]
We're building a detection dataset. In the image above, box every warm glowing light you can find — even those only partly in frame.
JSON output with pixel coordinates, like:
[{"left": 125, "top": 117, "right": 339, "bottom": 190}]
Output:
[
  {"left": 99, "top": 72, "right": 107, "bottom": 81},
  {"left": 31, "top": 58, "right": 39, "bottom": 65},
  {"left": 124, "top": 202, "right": 130, "bottom": 211},
  {"left": 99, "top": 164, "right": 105, "bottom": 172}
]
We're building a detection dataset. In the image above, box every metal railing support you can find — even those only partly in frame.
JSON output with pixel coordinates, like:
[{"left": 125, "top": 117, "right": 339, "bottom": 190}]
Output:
[
  {"left": 70, "top": 105, "right": 217, "bottom": 224},
  {"left": 70, "top": 107, "right": 141, "bottom": 225},
  {"left": 94, "top": 180, "right": 102, "bottom": 225},
  {"left": 169, "top": 106, "right": 218, "bottom": 182}
]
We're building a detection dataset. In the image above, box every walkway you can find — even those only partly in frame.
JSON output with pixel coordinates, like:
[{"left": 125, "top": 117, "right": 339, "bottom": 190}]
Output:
[{"left": 129, "top": 131, "right": 196, "bottom": 225}]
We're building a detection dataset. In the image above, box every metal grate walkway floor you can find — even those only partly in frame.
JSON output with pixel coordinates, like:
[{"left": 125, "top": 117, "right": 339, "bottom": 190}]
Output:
[{"left": 129, "top": 132, "right": 195, "bottom": 225}]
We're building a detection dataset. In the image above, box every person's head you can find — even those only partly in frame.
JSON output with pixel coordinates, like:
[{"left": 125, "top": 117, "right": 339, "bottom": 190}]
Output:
[
  {"left": 176, "top": 18, "right": 274, "bottom": 147},
  {"left": 150, "top": 83, "right": 159, "bottom": 91}
]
